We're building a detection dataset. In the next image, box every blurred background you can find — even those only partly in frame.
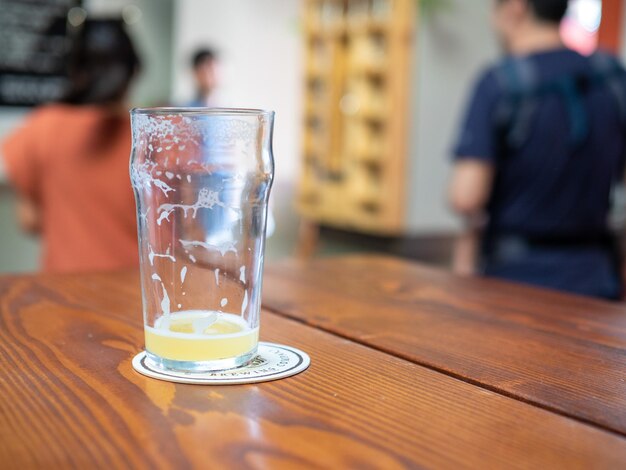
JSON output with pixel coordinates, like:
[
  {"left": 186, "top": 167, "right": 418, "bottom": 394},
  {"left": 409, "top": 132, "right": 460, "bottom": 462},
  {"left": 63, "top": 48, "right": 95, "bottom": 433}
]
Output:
[{"left": 0, "top": 0, "right": 621, "bottom": 273}]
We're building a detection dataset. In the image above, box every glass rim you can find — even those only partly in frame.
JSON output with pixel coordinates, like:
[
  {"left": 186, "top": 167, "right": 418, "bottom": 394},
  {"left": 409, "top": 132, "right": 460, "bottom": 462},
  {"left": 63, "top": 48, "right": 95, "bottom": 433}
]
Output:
[{"left": 130, "top": 106, "right": 275, "bottom": 117}]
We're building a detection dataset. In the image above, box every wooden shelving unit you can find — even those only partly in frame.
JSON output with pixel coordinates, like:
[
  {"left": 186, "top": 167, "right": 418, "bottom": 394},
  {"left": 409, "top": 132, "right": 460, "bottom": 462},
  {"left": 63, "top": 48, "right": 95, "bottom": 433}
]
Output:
[{"left": 298, "top": 0, "right": 415, "bottom": 235}]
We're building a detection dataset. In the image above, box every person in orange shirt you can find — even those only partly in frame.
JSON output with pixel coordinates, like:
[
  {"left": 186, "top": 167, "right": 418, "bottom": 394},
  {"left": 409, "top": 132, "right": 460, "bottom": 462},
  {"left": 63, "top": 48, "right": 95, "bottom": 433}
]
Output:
[{"left": 2, "top": 19, "right": 141, "bottom": 272}]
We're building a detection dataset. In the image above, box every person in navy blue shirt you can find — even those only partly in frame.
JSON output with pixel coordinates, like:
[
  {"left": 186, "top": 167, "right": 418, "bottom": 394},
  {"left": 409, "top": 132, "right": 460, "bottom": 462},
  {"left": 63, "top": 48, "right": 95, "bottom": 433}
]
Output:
[{"left": 449, "top": 0, "right": 626, "bottom": 299}]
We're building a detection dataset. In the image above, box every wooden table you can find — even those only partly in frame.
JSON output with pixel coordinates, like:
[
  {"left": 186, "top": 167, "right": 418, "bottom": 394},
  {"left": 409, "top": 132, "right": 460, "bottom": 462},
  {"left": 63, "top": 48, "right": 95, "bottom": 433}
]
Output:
[{"left": 3, "top": 255, "right": 626, "bottom": 468}]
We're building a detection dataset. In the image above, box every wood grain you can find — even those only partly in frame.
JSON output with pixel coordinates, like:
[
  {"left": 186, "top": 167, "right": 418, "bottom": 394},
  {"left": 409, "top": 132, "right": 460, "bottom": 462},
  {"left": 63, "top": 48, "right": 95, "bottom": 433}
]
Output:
[
  {"left": 2, "top": 271, "right": 626, "bottom": 468},
  {"left": 263, "top": 255, "right": 626, "bottom": 437}
]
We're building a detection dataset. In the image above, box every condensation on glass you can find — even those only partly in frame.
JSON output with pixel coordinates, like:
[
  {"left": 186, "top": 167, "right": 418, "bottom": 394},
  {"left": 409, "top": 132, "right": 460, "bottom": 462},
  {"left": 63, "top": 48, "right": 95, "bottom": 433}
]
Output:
[{"left": 130, "top": 108, "right": 274, "bottom": 372}]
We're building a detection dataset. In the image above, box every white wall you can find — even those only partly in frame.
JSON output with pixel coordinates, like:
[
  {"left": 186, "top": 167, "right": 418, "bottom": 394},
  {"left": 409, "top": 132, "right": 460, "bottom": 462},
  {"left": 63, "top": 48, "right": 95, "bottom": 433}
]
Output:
[
  {"left": 171, "top": 0, "right": 303, "bottom": 187},
  {"left": 406, "top": 0, "right": 499, "bottom": 233}
]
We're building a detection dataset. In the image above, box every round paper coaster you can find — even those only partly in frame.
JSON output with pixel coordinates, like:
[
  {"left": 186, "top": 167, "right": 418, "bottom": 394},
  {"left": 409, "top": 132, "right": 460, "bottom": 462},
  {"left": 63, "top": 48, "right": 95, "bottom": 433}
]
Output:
[{"left": 132, "top": 342, "right": 310, "bottom": 385}]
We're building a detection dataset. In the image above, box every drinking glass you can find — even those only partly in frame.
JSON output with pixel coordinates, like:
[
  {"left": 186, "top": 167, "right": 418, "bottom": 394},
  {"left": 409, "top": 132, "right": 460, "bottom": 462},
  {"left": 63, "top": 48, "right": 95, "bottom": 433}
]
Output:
[{"left": 130, "top": 108, "right": 274, "bottom": 372}]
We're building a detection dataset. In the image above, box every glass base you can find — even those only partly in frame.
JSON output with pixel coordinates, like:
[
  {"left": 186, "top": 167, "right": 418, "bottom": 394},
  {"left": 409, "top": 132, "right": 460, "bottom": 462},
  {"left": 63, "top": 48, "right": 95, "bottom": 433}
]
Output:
[{"left": 145, "top": 346, "right": 258, "bottom": 373}]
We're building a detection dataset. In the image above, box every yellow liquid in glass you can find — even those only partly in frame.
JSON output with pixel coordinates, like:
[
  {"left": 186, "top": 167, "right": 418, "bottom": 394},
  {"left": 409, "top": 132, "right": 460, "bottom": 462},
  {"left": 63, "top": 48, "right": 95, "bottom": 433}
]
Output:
[{"left": 145, "top": 311, "right": 258, "bottom": 362}]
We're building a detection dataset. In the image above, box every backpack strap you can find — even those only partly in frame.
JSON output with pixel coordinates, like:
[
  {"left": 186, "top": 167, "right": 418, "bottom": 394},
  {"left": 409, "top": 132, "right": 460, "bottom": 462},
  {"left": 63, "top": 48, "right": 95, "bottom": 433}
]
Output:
[
  {"left": 554, "top": 73, "right": 589, "bottom": 147},
  {"left": 589, "top": 52, "right": 626, "bottom": 127},
  {"left": 493, "top": 56, "right": 540, "bottom": 150},
  {"left": 493, "top": 52, "right": 626, "bottom": 152}
]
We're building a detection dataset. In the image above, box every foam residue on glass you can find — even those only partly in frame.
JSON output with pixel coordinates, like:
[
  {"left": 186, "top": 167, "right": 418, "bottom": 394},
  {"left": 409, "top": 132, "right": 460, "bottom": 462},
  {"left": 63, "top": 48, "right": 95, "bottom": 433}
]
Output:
[
  {"left": 151, "top": 273, "right": 171, "bottom": 320},
  {"left": 131, "top": 161, "right": 175, "bottom": 196},
  {"left": 148, "top": 246, "right": 176, "bottom": 266},
  {"left": 157, "top": 188, "right": 224, "bottom": 225},
  {"left": 179, "top": 239, "right": 238, "bottom": 256}
]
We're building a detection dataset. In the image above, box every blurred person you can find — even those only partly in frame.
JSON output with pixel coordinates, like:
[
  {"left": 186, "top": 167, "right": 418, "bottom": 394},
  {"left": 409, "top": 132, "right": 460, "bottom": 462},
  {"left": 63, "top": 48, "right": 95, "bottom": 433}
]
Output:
[
  {"left": 184, "top": 48, "right": 277, "bottom": 236},
  {"left": 187, "top": 48, "right": 219, "bottom": 107},
  {"left": 2, "top": 19, "right": 141, "bottom": 272},
  {"left": 449, "top": 0, "right": 626, "bottom": 299}
]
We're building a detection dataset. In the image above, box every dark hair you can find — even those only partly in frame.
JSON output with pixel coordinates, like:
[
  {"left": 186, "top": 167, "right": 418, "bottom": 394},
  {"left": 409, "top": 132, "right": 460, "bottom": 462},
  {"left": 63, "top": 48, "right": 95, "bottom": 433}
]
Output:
[
  {"left": 527, "top": 0, "right": 569, "bottom": 23},
  {"left": 63, "top": 19, "right": 141, "bottom": 105},
  {"left": 192, "top": 48, "right": 217, "bottom": 69}
]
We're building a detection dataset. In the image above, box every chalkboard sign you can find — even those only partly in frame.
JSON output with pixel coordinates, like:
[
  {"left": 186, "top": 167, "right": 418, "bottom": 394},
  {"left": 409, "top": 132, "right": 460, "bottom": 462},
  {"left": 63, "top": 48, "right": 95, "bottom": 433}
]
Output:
[{"left": 0, "top": 0, "right": 81, "bottom": 107}]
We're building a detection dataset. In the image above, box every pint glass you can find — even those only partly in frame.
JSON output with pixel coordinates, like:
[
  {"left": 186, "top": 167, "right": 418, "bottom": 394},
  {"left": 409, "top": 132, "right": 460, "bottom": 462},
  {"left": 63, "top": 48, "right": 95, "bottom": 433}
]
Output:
[{"left": 130, "top": 108, "right": 274, "bottom": 372}]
